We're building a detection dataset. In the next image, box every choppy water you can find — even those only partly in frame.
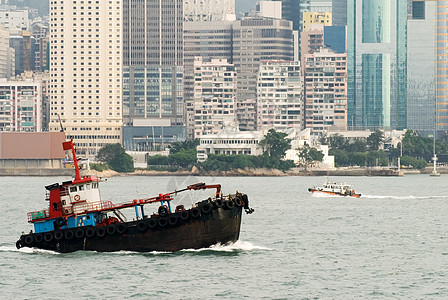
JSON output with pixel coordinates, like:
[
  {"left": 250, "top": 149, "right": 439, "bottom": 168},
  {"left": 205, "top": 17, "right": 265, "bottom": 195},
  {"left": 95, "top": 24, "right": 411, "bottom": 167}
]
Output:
[{"left": 1, "top": 175, "right": 448, "bottom": 299}]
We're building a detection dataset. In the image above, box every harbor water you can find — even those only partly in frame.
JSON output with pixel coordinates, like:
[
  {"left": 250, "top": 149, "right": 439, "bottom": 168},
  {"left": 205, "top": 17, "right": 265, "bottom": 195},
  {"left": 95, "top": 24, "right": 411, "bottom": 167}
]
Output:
[{"left": 1, "top": 175, "right": 448, "bottom": 299}]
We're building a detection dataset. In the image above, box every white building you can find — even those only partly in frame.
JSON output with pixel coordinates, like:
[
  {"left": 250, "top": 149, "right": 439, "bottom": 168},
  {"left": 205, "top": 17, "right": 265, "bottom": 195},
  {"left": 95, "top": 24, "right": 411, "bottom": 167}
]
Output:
[
  {"left": 257, "top": 60, "right": 303, "bottom": 131},
  {"left": 0, "top": 75, "right": 42, "bottom": 132},
  {"left": 197, "top": 129, "right": 264, "bottom": 162},
  {"left": 193, "top": 57, "right": 237, "bottom": 138},
  {"left": 49, "top": 0, "right": 122, "bottom": 155},
  {"left": 184, "top": 0, "right": 236, "bottom": 21},
  {"left": 285, "top": 128, "right": 335, "bottom": 168},
  {"left": 0, "top": 8, "right": 29, "bottom": 34},
  {"left": 0, "top": 24, "right": 14, "bottom": 78},
  {"left": 258, "top": 1, "right": 282, "bottom": 19}
]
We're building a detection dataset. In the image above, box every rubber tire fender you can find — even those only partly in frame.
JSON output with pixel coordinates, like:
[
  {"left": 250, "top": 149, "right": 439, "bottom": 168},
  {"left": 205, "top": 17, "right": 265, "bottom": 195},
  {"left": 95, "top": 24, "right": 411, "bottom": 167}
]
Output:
[
  {"left": 137, "top": 221, "right": 147, "bottom": 232},
  {"left": 191, "top": 207, "right": 201, "bottom": 218},
  {"left": 106, "top": 224, "right": 117, "bottom": 235},
  {"left": 24, "top": 235, "right": 34, "bottom": 245},
  {"left": 201, "top": 203, "right": 212, "bottom": 214},
  {"left": 234, "top": 197, "right": 243, "bottom": 207},
  {"left": 224, "top": 200, "right": 235, "bottom": 210},
  {"left": 158, "top": 217, "right": 168, "bottom": 227},
  {"left": 180, "top": 210, "right": 189, "bottom": 221},
  {"left": 168, "top": 214, "right": 178, "bottom": 226},
  {"left": 44, "top": 232, "right": 54, "bottom": 242},
  {"left": 64, "top": 230, "right": 74, "bottom": 240},
  {"left": 148, "top": 218, "right": 157, "bottom": 229},
  {"left": 34, "top": 233, "right": 43, "bottom": 243},
  {"left": 116, "top": 223, "right": 126, "bottom": 234},
  {"left": 75, "top": 228, "right": 85, "bottom": 239},
  {"left": 96, "top": 226, "right": 106, "bottom": 237},
  {"left": 85, "top": 227, "right": 95, "bottom": 238}
]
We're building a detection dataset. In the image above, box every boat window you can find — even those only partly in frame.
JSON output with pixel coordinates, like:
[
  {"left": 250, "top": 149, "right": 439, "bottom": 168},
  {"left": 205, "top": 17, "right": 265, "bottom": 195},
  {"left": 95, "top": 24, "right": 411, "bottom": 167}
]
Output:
[
  {"left": 86, "top": 215, "right": 90, "bottom": 220},
  {"left": 62, "top": 200, "right": 66, "bottom": 205},
  {"left": 70, "top": 186, "right": 77, "bottom": 193},
  {"left": 92, "top": 183, "right": 98, "bottom": 189},
  {"left": 86, "top": 183, "right": 91, "bottom": 190},
  {"left": 79, "top": 185, "right": 85, "bottom": 191}
]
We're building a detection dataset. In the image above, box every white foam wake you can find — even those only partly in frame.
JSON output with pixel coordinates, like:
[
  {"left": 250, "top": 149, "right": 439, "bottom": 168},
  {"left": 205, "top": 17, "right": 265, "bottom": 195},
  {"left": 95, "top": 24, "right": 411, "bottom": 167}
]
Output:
[
  {"left": 0, "top": 245, "right": 60, "bottom": 255},
  {"left": 181, "top": 240, "right": 271, "bottom": 253}
]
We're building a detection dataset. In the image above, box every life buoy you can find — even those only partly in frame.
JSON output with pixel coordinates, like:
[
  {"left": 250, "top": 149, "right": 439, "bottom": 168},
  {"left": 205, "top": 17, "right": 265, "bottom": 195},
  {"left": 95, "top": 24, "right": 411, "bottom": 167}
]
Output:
[{"left": 74, "top": 195, "right": 81, "bottom": 201}]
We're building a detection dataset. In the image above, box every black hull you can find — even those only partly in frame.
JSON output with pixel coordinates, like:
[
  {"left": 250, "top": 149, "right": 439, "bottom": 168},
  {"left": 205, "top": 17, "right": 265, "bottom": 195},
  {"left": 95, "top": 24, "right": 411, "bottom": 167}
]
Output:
[{"left": 18, "top": 202, "right": 243, "bottom": 253}]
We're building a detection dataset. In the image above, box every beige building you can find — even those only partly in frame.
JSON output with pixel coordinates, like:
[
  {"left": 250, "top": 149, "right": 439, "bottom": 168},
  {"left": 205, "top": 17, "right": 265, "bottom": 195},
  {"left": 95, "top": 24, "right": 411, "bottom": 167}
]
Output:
[
  {"left": 193, "top": 57, "right": 237, "bottom": 138},
  {"left": 302, "top": 12, "right": 332, "bottom": 32},
  {"left": 0, "top": 24, "right": 14, "bottom": 78},
  {"left": 303, "top": 48, "right": 347, "bottom": 136},
  {"left": 49, "top": 0, "right": 123, "bottom": 156}
]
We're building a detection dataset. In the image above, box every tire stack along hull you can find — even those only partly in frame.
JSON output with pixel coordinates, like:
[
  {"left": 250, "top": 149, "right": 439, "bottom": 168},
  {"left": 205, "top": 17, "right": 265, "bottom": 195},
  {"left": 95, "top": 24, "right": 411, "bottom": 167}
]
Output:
[{"left": 18, "top": 200, "right": 243, "bottom": 253}]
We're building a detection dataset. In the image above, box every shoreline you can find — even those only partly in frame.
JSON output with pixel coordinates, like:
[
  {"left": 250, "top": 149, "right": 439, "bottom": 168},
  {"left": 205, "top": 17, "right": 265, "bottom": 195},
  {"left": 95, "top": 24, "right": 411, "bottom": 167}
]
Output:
[{"left": 2, "top": 166, "right": 444, "bottom": 177}]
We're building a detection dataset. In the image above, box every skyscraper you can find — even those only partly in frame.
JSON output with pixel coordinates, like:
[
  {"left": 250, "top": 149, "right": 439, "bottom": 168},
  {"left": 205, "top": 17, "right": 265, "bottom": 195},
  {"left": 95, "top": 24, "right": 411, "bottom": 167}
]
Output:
[
  {"left": 435, "top": 0, "right": 448, "bottom": 130},
  {"left": 49, "top": 0, "right": 123, "bottom": 155},
  {"left": 347, "top": 0, "right": 407, "bottom": 130},
  {"left": 407, "top": 0, "right": 436, "bottom": 132}
]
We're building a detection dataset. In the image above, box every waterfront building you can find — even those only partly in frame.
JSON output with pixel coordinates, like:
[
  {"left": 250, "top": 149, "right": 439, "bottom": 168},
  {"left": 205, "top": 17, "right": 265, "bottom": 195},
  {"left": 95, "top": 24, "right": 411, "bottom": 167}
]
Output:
[
  {"left": 0, "top": 75, "right": 42, "bottom": 132},
  {"left": 184, "top": 20, "right": 233, "bottom": 139},
  {"left": 196, "top": 129, "right": 264, "bottom": 162},
  {"left": 407, "top": 0, "right": 436, "bottom": 132},
  {"left": 303, "top": 48, "right": 347, "bottom": 136},
  {"left": 256, "top": 61, "right": 303, "bottom": 131},
  {"left": 233, "top": 17, "right": 294, "bottom": 131},
  {"left": 184, "top": 0, "right": 235, "bottom": 21},
  {"left": 0, "top": 24, "right": 14, "bottom": 78},
  {"left": 193, "top": 58, "right": 237, "bottom": 138},
  {"left": 347, "top": 0, "right": 407, "bottom": 130},
  {"left": 122, "top": 0, "right": 184, "bottom": 148},
  {"left": 49, "top": 0, "right": 123, "bottom": 155}
]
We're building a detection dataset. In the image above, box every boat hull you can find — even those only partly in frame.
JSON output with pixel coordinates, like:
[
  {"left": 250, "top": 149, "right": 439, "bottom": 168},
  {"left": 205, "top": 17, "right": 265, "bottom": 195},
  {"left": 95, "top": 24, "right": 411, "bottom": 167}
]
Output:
[
  {"left": 18, "top": 202, "right": 243, "bottom": 253},
  {"left": 308, "top": 188, "right": 361, "bottom": 198}
]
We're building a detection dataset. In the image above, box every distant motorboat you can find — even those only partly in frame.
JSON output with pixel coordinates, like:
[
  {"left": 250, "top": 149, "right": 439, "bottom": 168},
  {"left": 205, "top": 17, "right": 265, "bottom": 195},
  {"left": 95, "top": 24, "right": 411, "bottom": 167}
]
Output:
[{"left": 308, "top": 180, "right": 361, "bottom": 198}]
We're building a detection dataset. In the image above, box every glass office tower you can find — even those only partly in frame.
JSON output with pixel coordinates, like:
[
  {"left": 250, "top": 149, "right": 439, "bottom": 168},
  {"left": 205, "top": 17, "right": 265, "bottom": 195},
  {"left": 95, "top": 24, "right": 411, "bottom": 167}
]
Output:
[{"left": 347, "top": 0, "right": 407, "bottom": 130}]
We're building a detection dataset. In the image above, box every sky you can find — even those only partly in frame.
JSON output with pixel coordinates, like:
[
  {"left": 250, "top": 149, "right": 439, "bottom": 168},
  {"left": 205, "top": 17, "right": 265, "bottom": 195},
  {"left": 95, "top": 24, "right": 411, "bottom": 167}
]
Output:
[{"left": 235, "top": 0, "right": 258, "bottom": 14}]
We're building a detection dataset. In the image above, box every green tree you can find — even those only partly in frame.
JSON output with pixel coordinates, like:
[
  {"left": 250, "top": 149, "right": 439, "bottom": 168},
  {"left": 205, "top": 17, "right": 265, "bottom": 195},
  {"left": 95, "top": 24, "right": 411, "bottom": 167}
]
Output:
[
  {"left": 169, "top": 148, "right": 197, "bottom": 168},
  {"left": 367, "top": 130, "right": 385, "bottom": 151},
  {"left": 168, "top": 139, "right": 199, "bottom": 154},
  {"left": 259, "top": 129, "right": 291, "bottom": 160},
  {"left": 401, "top": 155, "right": 428, "bottom": 170},
  {"left": 97, "top": 143, "right": 134, "bottom": 172},
  {"left": 297, "top": 144, "right": 324, "bottom": 171},
  {"left": 328, "top": 133, "right": 348, "bottom": 151}
]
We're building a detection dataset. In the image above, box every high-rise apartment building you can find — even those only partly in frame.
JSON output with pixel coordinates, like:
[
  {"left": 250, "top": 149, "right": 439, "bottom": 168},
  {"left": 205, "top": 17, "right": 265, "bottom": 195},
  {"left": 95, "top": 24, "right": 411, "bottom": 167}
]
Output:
[
  {"left": 407, "top": 0, "right": 436, "bottom": 132},
  {"left": 0, "top": 76, "right": 42, "bottom": 132},
  {"left": 257, "top": 61, "right": 303, "bottom": 131},
  {"left": 0, "top": 8, "right": 29, "bottom": 34},
  {"left": 302, "top": 11, "right": 332, "bottom": 31},
  {"left": 347, "top": 0, "right": 407, "bottom": 130},
  {"left": 10, "top": 30, "right": 32, "bottom": 76},
  {"left": 49, "top": 0, "right": 123, "bottom": 155},
  {"left": 193, "top": 58, "right": 237, "bottom": 138},
  {"left": 0, "top": 24, "right": 14, "bottom": 78},
  {"left": 304, "top": 48, "right": 347, "bottom": 136},
  {"left": 332, "top": 0, "right": 347, "bottom": 26},
  {"left": 184, "top": 20, "right": 233, "bottom": 139},
  {"left": 233, "top": 17, "right": 294, "bottom": 131}
]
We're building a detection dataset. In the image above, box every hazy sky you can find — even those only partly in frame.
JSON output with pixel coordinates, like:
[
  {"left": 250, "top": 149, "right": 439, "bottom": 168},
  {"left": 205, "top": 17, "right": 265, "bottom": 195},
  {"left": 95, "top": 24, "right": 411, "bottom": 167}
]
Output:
[{"left": 235, "top": 0, "right": 258, "bottom": 14}]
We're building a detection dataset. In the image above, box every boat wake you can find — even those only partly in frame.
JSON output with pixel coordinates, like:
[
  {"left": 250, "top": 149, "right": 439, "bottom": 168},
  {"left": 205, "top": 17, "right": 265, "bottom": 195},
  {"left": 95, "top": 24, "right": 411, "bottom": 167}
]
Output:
[
  {"left": 0, "top": 245, "right": 60, "bottom": 255},
  {"left": 181, "top": 240, "right": 271, "bottom": 253},
  {"left": 361, "top": 195, "right": 446, "bottom": 200}
]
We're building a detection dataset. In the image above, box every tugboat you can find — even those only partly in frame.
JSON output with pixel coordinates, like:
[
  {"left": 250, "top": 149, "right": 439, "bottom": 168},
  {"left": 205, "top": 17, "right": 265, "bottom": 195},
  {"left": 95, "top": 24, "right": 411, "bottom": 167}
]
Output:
[
  {"left": 308, "top": 180, "right": 361, "bottom": 198},
  {"left": 16, "top": 139, "right": 254, "bottom": 253}
]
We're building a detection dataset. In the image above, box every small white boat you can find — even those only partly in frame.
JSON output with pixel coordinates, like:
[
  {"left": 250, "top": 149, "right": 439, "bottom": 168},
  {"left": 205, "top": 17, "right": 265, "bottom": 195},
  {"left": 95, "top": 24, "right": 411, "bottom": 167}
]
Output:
[{"left": 308, "top": 180, "right": 361, "bottom": 198}]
